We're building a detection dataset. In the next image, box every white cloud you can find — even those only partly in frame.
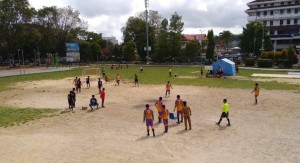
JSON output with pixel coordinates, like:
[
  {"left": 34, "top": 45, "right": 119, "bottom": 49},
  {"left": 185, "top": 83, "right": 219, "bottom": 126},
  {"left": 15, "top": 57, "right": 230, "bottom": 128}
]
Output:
[{"left": 28, "top": 0, "right": 253, "bottom": 42}]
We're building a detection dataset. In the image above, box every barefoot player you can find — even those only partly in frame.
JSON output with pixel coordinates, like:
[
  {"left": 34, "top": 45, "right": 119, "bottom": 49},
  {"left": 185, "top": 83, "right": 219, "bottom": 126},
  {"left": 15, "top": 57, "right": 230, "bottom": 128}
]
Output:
[
  {"left": 86, "top": 76, "right": 90, "bottom": 88},
  {"left": 174, "top": 95, "right": 183, "bottom": 124},
  {"left": 154, "top": 97, "right": 163, "bottom": 123},
  {"left": 143, "top": 104, "right": 155, "bottom": 137},
  {"left": 134, "top": 74, "right": 139, "bottom": 87},
  {"left": 251, "top": 83, "right": 260, "bottom": 104},
  {"left": 97, "top": 78, "right": 103, "bottom": 93},
  {"left": 165, "top": 81, "right": 173, "bottom": 97},
  {"left": 182, "top": 101, "right": 192, "bottom": 130},
  {"left": 162, "top": 105, "right": 169, "bottom": 133},
  {"left": 100, "top": 88, "right": 105, "bottom": 108}
]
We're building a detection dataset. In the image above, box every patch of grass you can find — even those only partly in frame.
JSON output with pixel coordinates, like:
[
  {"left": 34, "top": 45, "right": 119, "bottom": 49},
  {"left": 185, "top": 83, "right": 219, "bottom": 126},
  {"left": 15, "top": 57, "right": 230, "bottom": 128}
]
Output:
[
  {"left": 238, "top": 69, "right": 287, "bottom": 77},
  {"left": 0, "top": 65, "right": 299, "bottom": 91},
  {"left": 0, "top": 107, "right": 58, "bottom": 127},
  {"left": 0, "top": 68, "right": 82, "bottom": 92}
]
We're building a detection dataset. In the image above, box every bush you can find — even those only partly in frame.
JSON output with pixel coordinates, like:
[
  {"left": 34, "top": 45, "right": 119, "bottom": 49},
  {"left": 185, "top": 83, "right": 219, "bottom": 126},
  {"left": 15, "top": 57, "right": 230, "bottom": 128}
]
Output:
[
  {"left": 283, "top": 59, "right": 293, "bottom": 68},
  {"left": 245, "top": 58, "right": 256, "bottom": 66},
  {"left": 257, "top": 59, "right": 273, "bottom": 68}
]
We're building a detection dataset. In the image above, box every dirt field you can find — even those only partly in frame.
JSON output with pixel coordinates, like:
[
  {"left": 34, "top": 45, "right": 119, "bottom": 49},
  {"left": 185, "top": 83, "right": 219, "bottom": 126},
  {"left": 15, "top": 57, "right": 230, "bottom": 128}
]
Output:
[{"left": 0, "top": 77, "right": 299, "bottom": 163}]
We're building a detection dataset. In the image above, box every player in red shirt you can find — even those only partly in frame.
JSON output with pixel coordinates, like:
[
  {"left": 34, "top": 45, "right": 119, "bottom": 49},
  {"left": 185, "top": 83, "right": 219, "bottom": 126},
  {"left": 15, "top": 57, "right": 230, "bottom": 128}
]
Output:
[{"left": 100, "top": 88, "right": 105, "bottom": 108}]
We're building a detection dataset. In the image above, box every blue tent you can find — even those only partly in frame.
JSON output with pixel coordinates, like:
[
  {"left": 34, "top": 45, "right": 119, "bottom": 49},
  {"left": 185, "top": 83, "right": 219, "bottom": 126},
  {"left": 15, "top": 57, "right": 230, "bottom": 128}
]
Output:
[{"left": 212, "top": 58, "right": 236, "bottom": 76}]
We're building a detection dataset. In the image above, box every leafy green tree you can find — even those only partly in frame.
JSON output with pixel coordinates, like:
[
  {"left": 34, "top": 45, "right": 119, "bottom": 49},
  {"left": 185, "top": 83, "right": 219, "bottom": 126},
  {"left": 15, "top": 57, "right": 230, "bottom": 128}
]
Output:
[
  {"left": 287, "top": 45, "right": 297, "bottom": 65},
  {"left": 155, "top": 18, "right": 169, "bottom": 62},
  {"left": 240, "top": 21, "right": 273, "bottom": 56},
  {"left": 219, "top": 30, "right": 233, "bottom": 52},
  {"left": 184, "top": 40, "right": 200, "bottom": 61},
  {"left": 122, "top": 17, "right": 150, "bottom": 61},
  {"left": 168, "top": 12, "right": 184, "bottom": 61},
  {"left": 0, "top": 0, "right": 35, "bottom": 60},
  {"left": 206, "top": 30, "right": 215, "bottom": 61},
  {"left": 123, "top": 40, "right": 136, "bottom": 61}
]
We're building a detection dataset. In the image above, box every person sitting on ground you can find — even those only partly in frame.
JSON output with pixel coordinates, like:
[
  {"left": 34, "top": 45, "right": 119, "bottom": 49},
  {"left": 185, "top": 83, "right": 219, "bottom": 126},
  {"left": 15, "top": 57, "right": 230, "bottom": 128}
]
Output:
[{"left": 89, "top": 95, "right": 99, "bottom": 110}]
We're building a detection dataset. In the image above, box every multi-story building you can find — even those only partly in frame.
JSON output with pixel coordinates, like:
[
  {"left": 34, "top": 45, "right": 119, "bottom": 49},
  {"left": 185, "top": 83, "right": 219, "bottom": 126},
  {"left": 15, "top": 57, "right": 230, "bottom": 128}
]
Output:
[
  {"left": 245, "top": 0, "right": 300, "bottom": 53},
  {"left": 102, "top": 36, "right": 118, "bottom": 45}
]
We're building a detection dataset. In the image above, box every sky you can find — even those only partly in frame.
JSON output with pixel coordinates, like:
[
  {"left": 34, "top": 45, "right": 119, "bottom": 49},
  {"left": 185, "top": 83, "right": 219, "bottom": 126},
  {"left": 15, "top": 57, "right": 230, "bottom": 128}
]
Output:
[{"left": 28, "top": 0, "right": 252, "bottom": 43}]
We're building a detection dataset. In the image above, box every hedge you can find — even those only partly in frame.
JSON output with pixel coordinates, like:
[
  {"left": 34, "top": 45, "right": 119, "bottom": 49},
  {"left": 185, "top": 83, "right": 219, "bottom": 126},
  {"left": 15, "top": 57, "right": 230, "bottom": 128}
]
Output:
[
  {"left": 245, "top": 58, "right": 256, "bottom": 66},
  {"left": 257, "top": 59, "right": 273, "bottom": 68}
]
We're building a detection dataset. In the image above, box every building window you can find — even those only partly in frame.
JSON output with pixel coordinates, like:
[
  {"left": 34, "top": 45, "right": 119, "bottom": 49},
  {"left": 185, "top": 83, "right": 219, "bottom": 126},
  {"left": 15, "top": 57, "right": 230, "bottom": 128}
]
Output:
[
  {"left": 270, "top": 20, "right": 273, "bottom": 26},
  {"left": 257, "top": 12, "right": 260, "bottom": 17},
  {"left": 270, "top": 31, "right": 274, "bottom": 35},
  {"left": 257, "top": 4, "right": 261, "bottom": 8},
  {"left": 295, "top": 19, "right": 298, "bottom": 25},
  {"left": 263, "top": 21, "right": 267, "bottom": 26},
  {"left": 264, "top": 4, "right": 267, "bottom": 7},
  {"left": 296, "top": 1, "right": 299, "bottom": 4},
  {"left": 295, "top": 8, "right": 298, "bottom": 14},
  {"left": 264, "top": 11, "right": 267, "bottom": 16},
  {"left": 270, "top": 11, "right": 273, "bottom": 15},
  {"left": 287, "top": 9, "right": 291, "bottom": 13},
  {"left": 287, "top": 19, "right": 290, "bottom": 25},
  {"left": 288, "top": 1, "right": 291, "bottom": 5},
  {"left": 280, "top": 20, "right": 284, "bottom": 25},
  {"left": 280, "top": 2, "right": 284, "bottom": 5},
  {"left": 280, "top": 9, "right": 284, "bottom": 14}
]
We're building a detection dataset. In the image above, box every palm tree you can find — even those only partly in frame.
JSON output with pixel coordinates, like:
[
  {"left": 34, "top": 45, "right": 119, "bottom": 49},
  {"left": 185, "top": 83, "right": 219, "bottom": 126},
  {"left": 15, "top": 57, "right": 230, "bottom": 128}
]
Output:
[{"left": 219, "top": 31, "right": 233, "bottom": 52}]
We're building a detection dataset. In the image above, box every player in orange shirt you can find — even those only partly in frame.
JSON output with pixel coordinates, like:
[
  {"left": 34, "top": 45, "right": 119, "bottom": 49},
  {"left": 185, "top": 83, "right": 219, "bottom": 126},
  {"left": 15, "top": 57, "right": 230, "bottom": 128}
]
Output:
[
  {"left": 162, "top": 105, "right": 169, "bottom": 133},
  {"left": 104, "top": 75, "right": 109, "bottom": 84},
  {"left": 143, "top": 104, "right": 155, "bottom": 137},
  {"left": 115, "top": 74, "right": 121, "bottom": 86},
  {"left": 100, "top": 88, "right": 105, "bottom": 108},
  {"left": 174, "top": 95, "right": 184, "bottom": 124},
  {"left": 155, "top": 97, "right": 163, "bottom": 123},
  {"left": 251, "top": 83, "right": 260, "bottom": 104},
  {"left": 165, "top": 81, "right": 173, "bottom": 97}
]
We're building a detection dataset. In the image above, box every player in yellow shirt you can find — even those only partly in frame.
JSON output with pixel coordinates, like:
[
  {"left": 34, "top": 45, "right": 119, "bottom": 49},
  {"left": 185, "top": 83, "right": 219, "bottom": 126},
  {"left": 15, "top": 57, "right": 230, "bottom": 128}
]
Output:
[
  {"left": 251, "top": 83, "right": 260, "bottom": 104},
  {"left": 162, "top": 105, "right": 169, "bottom": 133},
  {"left": 143, "top": 104, "right": 155, "bottom": 136},
  {"left": 155, "top": 97, "right": 163, "bottom": 123},
  {"left": 174, "top": 95, "right": 183, "bottom": 124},
  {"left": 165, "top": 81, "right": 173, "bottom": 97},
  {"left": 216, "top": 99, "right": 231, "bottom": 126}
]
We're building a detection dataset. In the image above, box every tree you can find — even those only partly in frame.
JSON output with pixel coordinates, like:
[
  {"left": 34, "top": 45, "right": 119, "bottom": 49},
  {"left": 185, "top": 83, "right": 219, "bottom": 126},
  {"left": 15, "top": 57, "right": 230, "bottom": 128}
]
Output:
[
  {"left": 0, "top": 0, "right": 35, "bottom": 60},
  {"left": 184, "top": 40, "right": 200, "bottom": 61},
  {"left": 219, "top": 31, "right": 233, "bottom": 52},
  {"left": 122, "top": 16, "right": 154, "bottom": 61},
  {"left": 240, "top": 21, "right": 273, "bottom": 56},
  {"left": 155, "top": 18, "right": 169, "bottom": 62},
  {"left": 206, "top": 30, "right": 215, "bottom": 62},
  {"left": 287, "top": 45, "right": 298, "bottom": 65},
  {"left": 123, "top": 40, "right": 136, "bottom": 61},
  {"left": 168, "top": 12, "right": 184, "bottom": 61}
]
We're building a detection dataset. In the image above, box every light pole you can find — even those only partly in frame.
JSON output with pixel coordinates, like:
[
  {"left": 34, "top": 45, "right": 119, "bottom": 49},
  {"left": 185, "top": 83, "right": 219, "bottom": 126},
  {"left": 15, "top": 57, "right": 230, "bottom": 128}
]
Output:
[
  {"left": 199, "top": 30, "right": 203, "bottom": 56},
  {"left": 145, "top": 0, "right": 149, "bottom": 64}
]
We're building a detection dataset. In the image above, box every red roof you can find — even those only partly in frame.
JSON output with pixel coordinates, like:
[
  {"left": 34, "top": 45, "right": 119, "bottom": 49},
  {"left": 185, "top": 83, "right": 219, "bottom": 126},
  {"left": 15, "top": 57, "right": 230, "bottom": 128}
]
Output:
[{"left": 182, "top": 34, "right": 206, "bottom": 42}]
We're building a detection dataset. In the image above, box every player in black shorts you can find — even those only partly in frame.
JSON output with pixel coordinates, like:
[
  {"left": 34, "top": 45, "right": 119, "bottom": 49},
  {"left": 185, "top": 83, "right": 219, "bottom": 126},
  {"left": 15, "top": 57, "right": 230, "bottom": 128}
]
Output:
[
  {"left": 97, "top": 78, "right": 103, "bottom": 93},
  {"left": 71, "top": 88, "right": 76, "bottom": 108},
  {"left": 86, "top": 76, "right": 90, "bottom": 88},
  {"left": 68, "top": 91, "right": 75, "bottom": 110},
  {"left": 77, "top": 78, "right": 83, "bottom": 93},
  {"left": 134, "top": 74, "right": 139, "bottom": 87}
]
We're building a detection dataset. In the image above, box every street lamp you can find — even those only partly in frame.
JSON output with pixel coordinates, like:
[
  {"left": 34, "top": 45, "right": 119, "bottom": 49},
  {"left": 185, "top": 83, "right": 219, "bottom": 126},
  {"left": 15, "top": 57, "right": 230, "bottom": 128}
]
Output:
[
  {"left": 199, "top": 30, "right": 204, "bottom": 55},
  {"left": 145, "top": 0, "right": 149, "bottom": 64}
]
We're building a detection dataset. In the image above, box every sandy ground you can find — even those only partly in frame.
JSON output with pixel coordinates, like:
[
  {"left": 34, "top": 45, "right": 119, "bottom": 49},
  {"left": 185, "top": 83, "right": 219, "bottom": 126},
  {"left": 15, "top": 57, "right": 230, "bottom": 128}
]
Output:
[{"left": 0, "top": 77, "right": 300, "bottom": 163}]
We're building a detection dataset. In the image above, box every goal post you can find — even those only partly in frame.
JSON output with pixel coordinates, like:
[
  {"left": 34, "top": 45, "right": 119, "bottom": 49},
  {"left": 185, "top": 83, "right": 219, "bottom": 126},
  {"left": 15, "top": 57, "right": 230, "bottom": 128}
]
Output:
[{"left": 82, "top": 68, "right": 100, "bottom": 77}]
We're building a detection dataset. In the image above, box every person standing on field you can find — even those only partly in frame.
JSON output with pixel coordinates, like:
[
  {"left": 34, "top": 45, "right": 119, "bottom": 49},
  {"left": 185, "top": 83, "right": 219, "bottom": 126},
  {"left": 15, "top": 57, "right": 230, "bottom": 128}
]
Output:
[
  {"left": 174, "top": 95, "right": 183, "bottom": 124},
  {"left": 100, "top": 88, "right": 105, "bottom": 108},
  {"left": 143, "top": 104, "right": 155, "bottom": 137},
  {"left": 165, "top": 81, "right": 173, "bottom": 97},
  {"left": 162, "top": 105, "right": 169, "bottom": 133},
  {"left": 155, "top": 97, "right": 163, "bottom": 123},
  {"left": 182, "top": 101, "right": 192, "bottom": 130},
  {"left": 251, "top": 83, "right": 260, "bottom": 104},
  {"left": 216, "top": 99, "right": 231, "bottom": 126}
]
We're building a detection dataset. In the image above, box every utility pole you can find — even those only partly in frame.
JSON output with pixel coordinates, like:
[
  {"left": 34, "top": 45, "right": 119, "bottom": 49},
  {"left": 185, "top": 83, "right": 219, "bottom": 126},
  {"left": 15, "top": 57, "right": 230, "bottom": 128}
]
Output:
[{"left": 145, "top": 0, "right": 149, "bottom": 64}]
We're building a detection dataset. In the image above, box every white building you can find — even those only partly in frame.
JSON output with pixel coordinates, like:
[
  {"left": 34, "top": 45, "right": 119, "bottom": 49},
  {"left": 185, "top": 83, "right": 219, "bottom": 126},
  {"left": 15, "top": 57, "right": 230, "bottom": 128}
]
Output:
[
  {"left": 102, "top": 36, "right": 118, "bottom": 45},
  {"left": 245, "top": 0, "right": 300, "bottom": 52}
]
